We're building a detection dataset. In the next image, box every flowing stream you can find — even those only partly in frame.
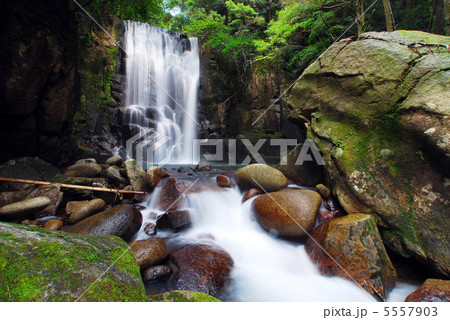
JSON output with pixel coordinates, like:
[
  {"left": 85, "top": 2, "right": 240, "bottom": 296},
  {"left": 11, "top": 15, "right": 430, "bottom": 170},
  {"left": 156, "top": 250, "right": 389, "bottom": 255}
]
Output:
[
  {"left": 136, "top": 181, "right": 416, "bottom": 302},
  {"left": 122, "top": 21, "right": 200, "bottom": 165}
]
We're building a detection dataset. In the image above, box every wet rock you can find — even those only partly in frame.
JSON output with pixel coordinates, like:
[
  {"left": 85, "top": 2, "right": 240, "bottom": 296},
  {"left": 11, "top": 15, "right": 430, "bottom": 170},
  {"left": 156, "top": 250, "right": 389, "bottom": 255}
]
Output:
[
  {"left": 67, "top": 205, "right": 142, "bottom": 242},
  {"left": 0, "top": 222, "right": 145, "bottom": 301},
  {"left": 144, "top": 222, "right": 157, "bottom": 236},
  {"left": 105, "top": 155, "right": 123, "bottom": 166},
  {"left": 64, "top": 162, "right": 102, "bottom": 178},
  {"left": 128, "top": 237, "right": 169, "bottom": 269},
  {"left": 175, "top": 179, "right": 224, "bottom": 193},
  {"left": 147, "top": 290, "right": 221, "bottom": 302},
  {"left": 0, "top": 197, "right": 51, "bottom": 221},
  {"left": 76, "top": 158, "right": 97, "bottom": 164},
  {"left": 146, "top": 166, "right": 169, "bottom": 188},
  {"left": 235, "top": 164, "right": 288, "bottom": 192},
  {"left": 194, "top": 159, "right": 211, "bottom": 172},
  {"left": 0, "top": 186, "right": 35, "bottom": 207},
  {"left": 169, "top": 244, "right": 234, "bottom": 297},
  {"left": 216, "top": 174, "right": 231, "bottom": 188},
  {"left": 142, "top": 265, "right": 172, "bottom": 283},
  {"left": 315, "top": 184, "right": 331, "bottom": 199},
  {"left": 66, "top": 198, "right": 107, "bottom": 224},
  {"left": 317, "top": 207, "right": 344, "bottom": 225},
  {"left": 157, "top": 178, "right": 182, "bottom": 211},
  {"left": 177, "top": 166, "right": 193, "bottom": 173},
  {"left": 305, "top": 213, "right": 397, "bottom": 300},
  {"left": 42, "top": 219, "right": 63, "bottom": 230},
  {"left": 241, "top": 188, "right": 262, "bottom": 203},
  {"left": 26, "top": 184, "right": 62, "bottom": 218},
  {"left": 405, "top": 279, "right": 450, "bottom": 302},
  {"left": 156, "top": 210, "right": 191, "bottom": 231},
  {"left": 124, "top": 159, "right": 146, "bottom": 191},
  {"left": 276, "top": 144, "right": 324, "bottom": 187},
  {"left": 251, "top": 189, "right": 321, "bottom": 237},
  {"left": 106, "top": 166, "right": 128, "bottom": 185}
]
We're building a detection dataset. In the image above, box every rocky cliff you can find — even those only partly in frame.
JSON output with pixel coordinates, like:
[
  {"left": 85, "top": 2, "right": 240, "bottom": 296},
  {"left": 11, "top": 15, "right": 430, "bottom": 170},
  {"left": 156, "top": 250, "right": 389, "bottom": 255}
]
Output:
[
  {"left": 288, "top": 31, "right": 450, "bottom": 277},
  {"left": 0, "top": 0, "right": 79, "bottom": 165}
]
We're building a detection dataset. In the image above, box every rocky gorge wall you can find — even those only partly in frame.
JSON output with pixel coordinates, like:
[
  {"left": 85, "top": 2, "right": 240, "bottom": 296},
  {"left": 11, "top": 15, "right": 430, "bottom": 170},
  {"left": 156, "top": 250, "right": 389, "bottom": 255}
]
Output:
[
  {"left": 0, "top": 0, "right": 79, "bottom": 165},
  {"left": 288, "top": 30, "right": 450, "bottom": 277}
]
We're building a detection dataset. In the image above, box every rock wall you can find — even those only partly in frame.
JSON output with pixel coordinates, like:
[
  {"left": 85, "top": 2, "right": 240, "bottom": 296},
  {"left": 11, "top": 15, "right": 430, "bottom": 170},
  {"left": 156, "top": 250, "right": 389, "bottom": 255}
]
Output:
[
  {"left": 288, "top": 31, "right": 450, "bottom": 277},
  {"left": 0, "top": 0, "right": 79, "bottom": 165}
]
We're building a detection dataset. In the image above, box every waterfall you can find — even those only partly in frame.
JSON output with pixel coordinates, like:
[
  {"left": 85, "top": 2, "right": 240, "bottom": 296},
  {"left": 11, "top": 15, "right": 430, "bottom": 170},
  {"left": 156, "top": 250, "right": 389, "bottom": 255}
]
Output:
[{"left": 121, "top": 21, "right": 200, "bottom": 165}]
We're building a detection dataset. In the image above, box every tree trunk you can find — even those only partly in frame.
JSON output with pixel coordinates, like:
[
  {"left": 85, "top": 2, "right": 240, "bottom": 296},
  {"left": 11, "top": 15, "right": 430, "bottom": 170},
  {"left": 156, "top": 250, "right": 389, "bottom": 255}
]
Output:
[
  {"left": 430, "top": 0, "right": 446, "bottom": 34},
  {"left": 355, "top": 0, "right": 366, "bottom": 35},
  {"left": 382, "top": 0, "right": 395, "bottom": 31}
]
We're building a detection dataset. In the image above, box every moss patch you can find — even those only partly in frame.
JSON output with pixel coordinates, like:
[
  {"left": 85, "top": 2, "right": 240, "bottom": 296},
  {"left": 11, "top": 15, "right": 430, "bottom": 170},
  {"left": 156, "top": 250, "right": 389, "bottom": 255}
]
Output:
[
  {"left": 147, "top": 290, "right": 221, "bottom": 302},
  {"left": 0, "top": 222, "right": 145, "bottom": 302}
]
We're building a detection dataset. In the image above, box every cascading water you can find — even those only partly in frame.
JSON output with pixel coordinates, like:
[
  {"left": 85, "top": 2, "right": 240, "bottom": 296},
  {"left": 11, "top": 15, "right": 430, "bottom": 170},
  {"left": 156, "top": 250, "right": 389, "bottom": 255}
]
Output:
[
  {"left": 136, "top": 181, "right": 417, "bottom": 302},
  {"left": 121, "top": 21, "right": 200, "bottom": 165}
]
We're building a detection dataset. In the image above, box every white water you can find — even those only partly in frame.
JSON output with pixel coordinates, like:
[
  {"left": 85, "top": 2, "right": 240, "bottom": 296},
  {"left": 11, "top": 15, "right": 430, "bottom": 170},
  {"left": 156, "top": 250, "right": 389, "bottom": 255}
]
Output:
[
  {"left": 122, "top": 21, "right": 200, "bottom": 165},
  {"left": 137, "top": 184, "right": 417, "bottom": 302}
]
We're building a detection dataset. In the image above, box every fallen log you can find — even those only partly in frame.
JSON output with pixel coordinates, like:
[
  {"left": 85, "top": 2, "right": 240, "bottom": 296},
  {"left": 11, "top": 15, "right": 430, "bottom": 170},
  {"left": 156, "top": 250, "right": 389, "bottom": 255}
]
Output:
[{"left": 0, "top": 177, "right": 147, "bottom": 195}]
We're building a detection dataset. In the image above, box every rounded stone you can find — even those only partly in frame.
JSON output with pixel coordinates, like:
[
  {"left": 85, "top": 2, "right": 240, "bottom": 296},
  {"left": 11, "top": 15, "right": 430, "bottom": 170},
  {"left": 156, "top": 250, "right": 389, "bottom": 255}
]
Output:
[{"left": 235, "top": 164, "right": 288, "bottom": 192}]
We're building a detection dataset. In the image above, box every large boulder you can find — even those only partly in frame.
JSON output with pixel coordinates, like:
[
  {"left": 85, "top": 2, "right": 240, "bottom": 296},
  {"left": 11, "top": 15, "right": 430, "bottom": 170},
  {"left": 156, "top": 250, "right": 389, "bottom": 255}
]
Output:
[
  {"left": 305, "top": 214, "right": 397, "bottom": 300},
  {"left": 235, "top": 164, "right": 288, "bottom": 192},
  {"left": 67, "top": 205, "right": 142, "bottom": 242},
  {"left": 251, "top": 189, "right": 321, "bottom": 237},
  {"left": 146, "top": 166, "right": 169, "bottom": 188},
  {"left": 156, "top": 210, "right": 191, "bottom": 231},
  {"left": 0, "top": 222, "right": 145, "bottom": 301},
  {"left": 405, "top": 279, "right": 450, "bottom": 302},
  {"left": 288, "top": 31, "right": 450, "bottom": 277},
  {"left": 169, "top": 244, "right": 234, "bottom": 297},
  {"left": 128, "top": 237, "right": 169, "bottom": 269}
]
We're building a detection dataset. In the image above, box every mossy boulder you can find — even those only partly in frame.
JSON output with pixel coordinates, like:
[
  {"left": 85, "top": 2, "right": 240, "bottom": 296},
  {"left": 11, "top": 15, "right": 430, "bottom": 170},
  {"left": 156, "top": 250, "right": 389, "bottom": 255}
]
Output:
[
  {"left": 0, "top": 222, "right": 145, "bottom": 301},
  {"left": 147, "top": 290, "right": 221, "bottom": 302},
  {"left": 251, "top": 189, "right": 321, "bottom": 238},
  {"left": 235, "top": 164, "right": 288, "bottom": 192},
  {"left": 288, "top": 30, "right": 450, "bottom": 277},
  {"left": 305, "top": 214, "right": 397, "bottom": 300},
  {"left": 124, "top": 159, "right": 147, "bottom": 191}
]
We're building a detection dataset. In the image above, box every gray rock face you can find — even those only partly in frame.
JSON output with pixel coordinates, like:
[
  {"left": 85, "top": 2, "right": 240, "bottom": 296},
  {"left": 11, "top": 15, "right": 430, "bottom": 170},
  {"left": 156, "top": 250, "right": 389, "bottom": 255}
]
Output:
[
  {"left": 0, "top": 222, "right": 145, "bottom": 301},
  {"left": 288, "top": 30, "right": 450, "bottom": 277},
  {"left": 0, "top": 197, "right": 51, "bottom": 221},
  {"left": 67, "top": 205, "right": 142, "bottom": 242}
]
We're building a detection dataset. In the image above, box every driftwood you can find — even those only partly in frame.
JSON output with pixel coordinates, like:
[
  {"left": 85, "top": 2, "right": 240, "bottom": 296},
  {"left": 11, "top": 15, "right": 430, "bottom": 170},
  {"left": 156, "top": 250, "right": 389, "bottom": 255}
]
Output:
[{"left": 0, "top": 177, "right": 147, "bottom": 195}]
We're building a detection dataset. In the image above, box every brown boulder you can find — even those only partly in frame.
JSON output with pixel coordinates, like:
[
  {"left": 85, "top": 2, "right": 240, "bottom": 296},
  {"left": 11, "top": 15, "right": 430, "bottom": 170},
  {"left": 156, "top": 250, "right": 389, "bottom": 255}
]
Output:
[
  {"left": 251, "top": 189, "right": 321, "bottom": 237},
  {"left": 0, "top": 197, "right": 51, "bottom": 221},
  {"left": 65, "top": 162, "right": 102, "bottom": 178},
  {"left": 156, "top": 210, "right": 191, "bottom": 231},
  {"left": 42, "top": 219, "right": 63, "bottom": 230},
  {"left": 405, "top": 279, "right": 450, "bottom": 302},
  {"left": 157, "top": 178, "right": 182, "bottom": 211},
  {"left": 305, "top": 213, "right": 397, "bottom": 300},
  {"left": 241, "top": 188, "right": 262, "bottom": 203},
  {"left": 170, "top": 244, "right": 234, "bottom": 297},
  {"left": 144, "top": 222, "right": 157, "bottom": 236},
  {"left": 128, "top": 237, "right": 169, "bottom": 269},
  {"left": 235, "top": 164, "right": 288, "bottom": 192},
  {"left": 216, "top": 174, "right": 232, "bottom": 188},
  {"left": 146, "top": 166, "right": 169, "bottom": 188},
  {"left": 67, "top": 205, "right": 142, "bottom": 242},
  {"left": 66, "top": 198, "right": 106, "bottom": 224}
]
